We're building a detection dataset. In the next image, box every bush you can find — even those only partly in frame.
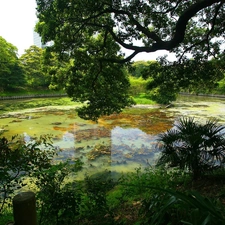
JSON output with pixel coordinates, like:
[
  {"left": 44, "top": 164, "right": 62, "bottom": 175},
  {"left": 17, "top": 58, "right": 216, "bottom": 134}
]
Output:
[
  {"left": 0, "top": 134, "right": 83, "bottom": 225},
  {"left": 0, "top": 135, "right": 55, "bottom": 214},
  {"left": 34, "top": 160, "right": 83, "bottom": 225},
  {"left": 78, "top": 171, "right": 117, "bottom": 224}
]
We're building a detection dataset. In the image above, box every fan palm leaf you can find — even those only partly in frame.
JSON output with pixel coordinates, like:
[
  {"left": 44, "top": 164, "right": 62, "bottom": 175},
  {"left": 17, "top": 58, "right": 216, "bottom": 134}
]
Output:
[{"left": 156, "top": 117, "right": 225, "bottom": 179}]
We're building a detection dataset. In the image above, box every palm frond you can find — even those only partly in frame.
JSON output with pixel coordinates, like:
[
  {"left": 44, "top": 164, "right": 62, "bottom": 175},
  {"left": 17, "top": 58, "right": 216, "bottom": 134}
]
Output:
[{"left": 156, "top": 117, "right": 225, "bottom": 178}]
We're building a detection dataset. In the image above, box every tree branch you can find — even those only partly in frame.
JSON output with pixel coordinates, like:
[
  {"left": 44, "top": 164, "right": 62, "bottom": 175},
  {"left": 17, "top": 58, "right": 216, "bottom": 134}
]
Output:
[
  {"left": 168, "top": 0, "right": 224, "bottom": 49},
  {"left": 59, "top": 0, "right": 225, "bottom": 63},
  {"left": 177, "top": 1, "right": 224, "bottom": 62},
  {"left": 106, "top": 0, "right": 224, "bottom": 62}
]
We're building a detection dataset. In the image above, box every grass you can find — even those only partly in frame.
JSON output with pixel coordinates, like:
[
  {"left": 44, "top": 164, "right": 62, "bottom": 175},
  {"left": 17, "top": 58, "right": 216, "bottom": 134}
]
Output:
[
  {"left": 133, "top": 93, "right": 156, "bottom": 105},
  {"left": 0, "top": 208, "right": 14, "bottom": 225},
  {"left": 133, "top": 96, "right": 156, "bottom": 104},
  {"left": 0, "top": 97, "right": 81, "bottom": 115},
  {"left": 0, "top": 92, "right": 157, "bottom": 116}
]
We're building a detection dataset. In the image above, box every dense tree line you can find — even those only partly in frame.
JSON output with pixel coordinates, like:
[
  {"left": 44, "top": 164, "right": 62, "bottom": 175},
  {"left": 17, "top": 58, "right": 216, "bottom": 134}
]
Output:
[
  {"left": 1, "top": 33, "right": 225, "bottom": 109},
  {"left": 0, "top": 36, "right": 24, "bottom": 91},
  {"left": 130, "top": 58, "right": 225, "bottom": 104},
  {"left": 0, "top": 36, "right": 56, "bottom": 92}
]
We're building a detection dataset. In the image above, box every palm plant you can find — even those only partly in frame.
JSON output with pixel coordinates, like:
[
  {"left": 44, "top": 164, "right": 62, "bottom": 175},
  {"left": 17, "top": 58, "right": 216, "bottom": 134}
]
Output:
[{"left": 157, "top": 117, "right": 225, "bottom": 179}]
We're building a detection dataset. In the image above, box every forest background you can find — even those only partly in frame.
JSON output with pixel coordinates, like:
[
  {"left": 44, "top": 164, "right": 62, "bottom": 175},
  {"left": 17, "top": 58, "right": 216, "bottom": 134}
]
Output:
[{"left": 1, "top": 35, "right": 225, "bottom": 106}]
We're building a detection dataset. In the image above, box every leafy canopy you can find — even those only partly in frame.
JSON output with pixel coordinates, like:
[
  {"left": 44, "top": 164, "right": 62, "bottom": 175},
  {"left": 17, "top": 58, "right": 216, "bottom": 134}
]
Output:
[
  {"left": 35, "top": 0, "right": 225, "bottom": 119},
  {"left": 20, "top": 45, "right": 50, "bottom": 88},
  {"left": 141, "top": 56, "right": 225, "bottom": 103},
  {"left": 0, "top": 36, "right": 24, "bottom": 91}
]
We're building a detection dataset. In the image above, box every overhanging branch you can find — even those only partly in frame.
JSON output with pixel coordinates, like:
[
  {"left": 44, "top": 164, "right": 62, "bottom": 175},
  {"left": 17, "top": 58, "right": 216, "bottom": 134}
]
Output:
[{"left": 105, "top": 0, "right": 224, "bottom": 63}]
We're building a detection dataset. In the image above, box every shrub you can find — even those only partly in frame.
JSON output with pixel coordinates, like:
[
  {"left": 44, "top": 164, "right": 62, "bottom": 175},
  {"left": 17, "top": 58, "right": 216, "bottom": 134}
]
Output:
[
  {"left": 148, "top": 86, "right": 177, "bottom": 104},
  {"left": 34, "top": 160, "right": 83, "bottom": 225},
  {"left": 78, "top": 171, "right": 117, "bottom": 224},
  {"left": 0, "top": 135, "right": 55, "bottom": 214},
  {"left": 0, "top": 133, "right": 85, "bottom": 225}
]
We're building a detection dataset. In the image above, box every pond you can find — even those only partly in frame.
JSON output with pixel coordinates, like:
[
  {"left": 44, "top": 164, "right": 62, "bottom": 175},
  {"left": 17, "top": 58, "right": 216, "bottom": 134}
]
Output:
[{"left": 1, "top": 95, "right": 225, "bottom": 178}]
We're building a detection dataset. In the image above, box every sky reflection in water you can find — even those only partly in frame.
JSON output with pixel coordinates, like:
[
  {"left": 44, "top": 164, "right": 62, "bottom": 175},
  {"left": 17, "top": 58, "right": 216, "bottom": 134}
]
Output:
[
  {"left": 0, "top": 107, "right": 172, "bottom": 177},
  {"left": 2, "top": 95, "right": 225, "bottom": 177}
]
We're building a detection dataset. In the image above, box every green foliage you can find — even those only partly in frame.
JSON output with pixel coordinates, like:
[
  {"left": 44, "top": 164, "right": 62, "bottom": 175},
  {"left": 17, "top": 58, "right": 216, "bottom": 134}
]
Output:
[
  {"left": 34, "top": 160, "right": 83, "bottom": 225},
  {"left": 157, "top": 117, "right": 225, "bottom": 179},
  {"left": 208, "top": 54, "right": 225, "bottom": 95},
  {"left": 49, "top": 34, "right": 135, "bottom": 121},
  {"left": 132, "top": 93, "right": 156, "bottom": 105},
  {"left": 149, "top": 86, "right": 178, "bottom": 104},
  {"left": 36, "top": 0, "right": 225, "bottom": 62},
  {"left": 0, "top": 135, "right": 55, "bottom": 214},
  {"left": 142, "top": 57, "right": 225, "bottom": 104},
  {"left": 72, "top": 59, "right": 134, "bottom": 121},
  {"left": 79, "top": 171, "right": 117, "bottom": 223},
  {"left": 20, "top": 45, "right": 50, "bottom": 88},
  {"left": 0, "top": 36, "right": 25, "bottom": 91},
  {"left": 115, "top": 168, "right": 225, "bottom": 225},
  {"left": 139, "top": 187, "right": 225, "bottom": 225},
  {"left": 129, "top": 61, "right": 157, "bottom": 78},
  {"left": 0, "top": 133, "right": 85, "bottom": 225},
  {"left": 129, "top": 76, "right": 149, "bottom": 96},
  {"left": 0, "top": 208, "right": 14, "bottom": 225},
  {"left": 119, "top": 167, "right": 190, "bottom": 202},
  {"left": 215, "top": 78, "right": 225, "bottom": 94},
  {"left": 40, "top": 48, "right": 71, "bottom": 92},
  {"left": 1, "top": 140, "right": 225, "bottom": 225}
]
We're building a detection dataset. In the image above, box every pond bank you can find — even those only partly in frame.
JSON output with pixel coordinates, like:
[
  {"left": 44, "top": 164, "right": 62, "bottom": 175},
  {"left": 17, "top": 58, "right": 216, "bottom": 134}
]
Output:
[
  {"left": 1, "top": 92, "right": 225, "bottom": 101},
  {"left": 180, "top": 92, "right": 225, "bottom": 98},
  {"left": 0, "top": 93, "right": 67, "bottom": 100}
]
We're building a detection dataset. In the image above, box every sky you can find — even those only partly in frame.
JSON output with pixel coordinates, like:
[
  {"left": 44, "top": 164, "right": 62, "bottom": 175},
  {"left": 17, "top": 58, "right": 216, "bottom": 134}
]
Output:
[
  {"left": 0, "top": 0, "right": 37, "bottom": 56},
  {"left": 0, "top": 0, "right": 174, "bottom": 60}
]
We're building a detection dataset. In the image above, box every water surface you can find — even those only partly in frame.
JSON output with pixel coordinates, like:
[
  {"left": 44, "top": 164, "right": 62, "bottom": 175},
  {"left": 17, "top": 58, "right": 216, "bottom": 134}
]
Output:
[{"left": 1, "top": 95, "right": 225, "bottom": 177}]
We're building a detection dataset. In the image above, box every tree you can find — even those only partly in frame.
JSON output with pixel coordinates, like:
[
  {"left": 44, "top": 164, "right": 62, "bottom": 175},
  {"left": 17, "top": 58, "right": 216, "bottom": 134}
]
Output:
[
  {"left": 142, "top": 57, "right": 225, "bottom": 103},
  {"left": 156, "top": 117, "right": 225, "bottom": 179},
  {"left": 0, "top": 36, "right": 25, "bottom": 91},
  {"left": 129, "top": 61, "right": 156, "bottom": 78},
  {"left": 20, "top": 45, "right": 50, "bottom": 88},
  {"left": 35, "top": 0, "right": 225, "bottom": 119},
  {"left": 63, "top": 35, "right": 134, "bottom": 121},
  {"left": 41, "top": 50, "right": 67, "bottom": 91}
]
